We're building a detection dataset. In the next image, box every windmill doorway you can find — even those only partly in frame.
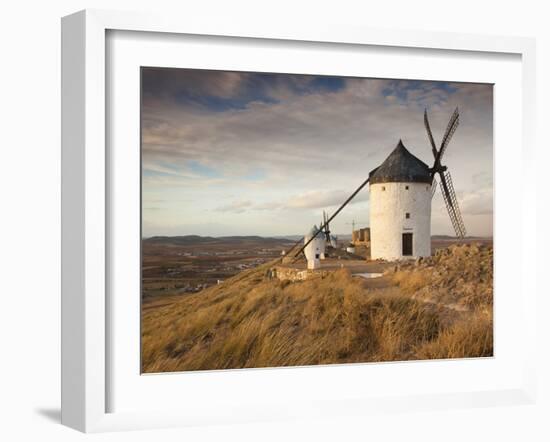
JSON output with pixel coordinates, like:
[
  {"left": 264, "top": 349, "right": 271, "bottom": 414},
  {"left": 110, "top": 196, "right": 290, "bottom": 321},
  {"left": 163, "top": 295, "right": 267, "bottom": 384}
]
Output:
[{"left": 402, "top": 233, "right": 413, "bottom": 256}]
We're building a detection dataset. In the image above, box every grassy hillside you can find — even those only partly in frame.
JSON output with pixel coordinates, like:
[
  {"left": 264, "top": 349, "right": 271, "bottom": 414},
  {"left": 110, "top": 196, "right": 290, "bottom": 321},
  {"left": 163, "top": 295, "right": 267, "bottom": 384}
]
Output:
[
  {"left": 390, "top": 243, "right": 493, "bottom": 359},
  {"left": 142, "top": 244, "right": 493, "bottom": 373}
]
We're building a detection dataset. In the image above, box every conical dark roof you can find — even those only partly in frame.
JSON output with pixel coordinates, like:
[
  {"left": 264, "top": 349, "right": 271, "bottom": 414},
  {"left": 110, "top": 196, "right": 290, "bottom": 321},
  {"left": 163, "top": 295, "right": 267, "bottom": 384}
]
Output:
[{"left": 369, "top": 140, "right": 432, "bottom": 184}]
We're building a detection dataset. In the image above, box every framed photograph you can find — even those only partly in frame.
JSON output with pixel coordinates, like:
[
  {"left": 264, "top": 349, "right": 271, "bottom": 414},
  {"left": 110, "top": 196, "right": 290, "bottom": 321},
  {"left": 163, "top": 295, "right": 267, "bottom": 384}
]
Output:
[
  {"left": 139, "top": 67, "right": 493, "bottom": 375},
  {"left": 61, "top": 9, "right": 537, "bottom": 432}
]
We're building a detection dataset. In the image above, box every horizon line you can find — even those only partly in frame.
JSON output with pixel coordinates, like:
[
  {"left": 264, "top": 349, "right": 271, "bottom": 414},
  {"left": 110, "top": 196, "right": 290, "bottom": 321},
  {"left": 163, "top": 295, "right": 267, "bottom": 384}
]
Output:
[{"left": 142, "top": 233, "right": 494, "bottom": 239}]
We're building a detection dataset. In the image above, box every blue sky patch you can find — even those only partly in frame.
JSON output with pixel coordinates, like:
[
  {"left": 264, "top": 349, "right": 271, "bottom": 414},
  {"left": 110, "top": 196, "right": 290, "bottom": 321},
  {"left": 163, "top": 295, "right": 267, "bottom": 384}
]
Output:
[
  {"left": 382, "top": 80, "right": 458, "bottom": 106},
  {"left": 187, "top": 160, "right": 222, "bottom": 178},
  {"left": 174, "top": 73, "right": 347, "bottom": 112},
  {"left": 176, "top": 91, "right": 278, "bottom": 112},
  {"left": 242, "top": 168, "right": 267, "bottom": 181},
  {"left": 308, "top": 76, "right": 346, "bottom": 93}
]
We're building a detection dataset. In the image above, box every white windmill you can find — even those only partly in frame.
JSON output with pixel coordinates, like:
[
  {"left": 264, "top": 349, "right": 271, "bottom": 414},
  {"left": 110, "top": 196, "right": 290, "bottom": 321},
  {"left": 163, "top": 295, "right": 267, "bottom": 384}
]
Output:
[
  {"left": 368, "top": 139, "right": 433, "bottom": 259},
  {"left": 369, "top": 108, "right": 465, "bottom": 260},
  {"left": 304, "top": 225, "right": 326, "bottom": 269},
  {"left": 288, "top": 108, "right": 466, "bottom": 263}
]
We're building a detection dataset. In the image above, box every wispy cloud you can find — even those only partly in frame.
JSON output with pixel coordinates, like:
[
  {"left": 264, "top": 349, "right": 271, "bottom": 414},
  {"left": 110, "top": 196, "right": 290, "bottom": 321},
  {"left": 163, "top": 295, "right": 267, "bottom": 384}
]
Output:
[
  {"left": 215, "top": 200, "right": 253, "bottom": 213},
  {"left": 285, "top": 190, "right": 368, "bottom": 209},
  {"left": 141, "top": 68, "right": 493, "bottom": 237},
  {"left": 459, "top": 187, "right": 494, "bottom": 216}
]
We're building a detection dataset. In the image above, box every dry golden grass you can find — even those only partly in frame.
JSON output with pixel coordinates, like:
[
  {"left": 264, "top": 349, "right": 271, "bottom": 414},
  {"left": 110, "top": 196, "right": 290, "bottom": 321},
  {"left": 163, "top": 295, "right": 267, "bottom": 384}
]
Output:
[
  {"left": 142, "top": 244, "right": 493, "bottom": 373},
  {"left": 416, "top": 312, "right": 493, "bottom": 359},
  {"left": 143, "top": 270, "right": 436, "bottom": 372}
]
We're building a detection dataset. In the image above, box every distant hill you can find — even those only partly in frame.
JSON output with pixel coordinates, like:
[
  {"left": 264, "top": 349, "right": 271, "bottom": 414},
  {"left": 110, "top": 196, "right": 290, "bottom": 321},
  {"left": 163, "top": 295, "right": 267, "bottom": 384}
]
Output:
[
  {"left": 143, "top": 234, "right": 493, "bottom": 246},
  {"left": 143, "top": 235, "right": 291, "bottom": 246},
  {"left": 431, "top": 235, "right": 493, "bottom": 240}
]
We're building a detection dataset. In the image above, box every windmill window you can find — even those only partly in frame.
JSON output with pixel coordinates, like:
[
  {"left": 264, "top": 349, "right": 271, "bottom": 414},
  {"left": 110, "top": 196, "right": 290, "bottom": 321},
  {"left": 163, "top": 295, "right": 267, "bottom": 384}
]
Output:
[
  {"left": 405, "top": 212, "right": 410, "bottom": 219},
  {"left": 382, "top": 186, "right": 386, "bottom": 191},
  {"left": 405, "top": 185, "right": 409, "bottom": 190}
]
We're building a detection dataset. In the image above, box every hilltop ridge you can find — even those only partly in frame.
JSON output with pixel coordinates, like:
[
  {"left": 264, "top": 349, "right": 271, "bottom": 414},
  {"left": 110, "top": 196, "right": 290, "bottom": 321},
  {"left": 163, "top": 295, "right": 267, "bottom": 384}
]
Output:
[{"left": 144, "top": 235, "right": 287, "bottom": 245}]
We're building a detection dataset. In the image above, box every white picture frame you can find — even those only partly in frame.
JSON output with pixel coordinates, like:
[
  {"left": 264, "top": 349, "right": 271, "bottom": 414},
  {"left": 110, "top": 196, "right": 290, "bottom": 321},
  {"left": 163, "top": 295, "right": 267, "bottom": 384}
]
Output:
[{"left": 61, "top": 9, "right": 537, "bottom": 433}]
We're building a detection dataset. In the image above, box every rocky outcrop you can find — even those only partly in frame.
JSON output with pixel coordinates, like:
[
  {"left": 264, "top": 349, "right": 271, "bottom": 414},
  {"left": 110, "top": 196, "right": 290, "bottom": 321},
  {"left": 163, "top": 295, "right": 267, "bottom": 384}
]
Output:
[
  {"left": 388, "top": 243, "right": 493, "bottom": 312},
  {"left": 271, "top": 266, "right": 332, "bottom": 282}
]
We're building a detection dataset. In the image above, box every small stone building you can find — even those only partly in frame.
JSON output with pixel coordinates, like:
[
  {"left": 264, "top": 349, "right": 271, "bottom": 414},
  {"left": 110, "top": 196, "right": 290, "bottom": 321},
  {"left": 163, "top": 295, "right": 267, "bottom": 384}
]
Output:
[{"left": 352, "top": 227, "right": 370, "bottom": 245}]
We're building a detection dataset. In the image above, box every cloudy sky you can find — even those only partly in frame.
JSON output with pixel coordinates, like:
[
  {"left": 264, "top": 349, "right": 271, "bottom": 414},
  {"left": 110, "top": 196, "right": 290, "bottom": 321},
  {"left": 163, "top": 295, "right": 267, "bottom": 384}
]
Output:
[{"left": 141, "top": 68, "right": 493, "bottom": 238}]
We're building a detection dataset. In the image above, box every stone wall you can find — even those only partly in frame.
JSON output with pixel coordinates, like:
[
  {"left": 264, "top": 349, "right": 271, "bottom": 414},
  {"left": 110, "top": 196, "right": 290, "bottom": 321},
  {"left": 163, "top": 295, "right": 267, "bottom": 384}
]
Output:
[{"left": 271, "top": 266, "right": 331, "bottom": 282}]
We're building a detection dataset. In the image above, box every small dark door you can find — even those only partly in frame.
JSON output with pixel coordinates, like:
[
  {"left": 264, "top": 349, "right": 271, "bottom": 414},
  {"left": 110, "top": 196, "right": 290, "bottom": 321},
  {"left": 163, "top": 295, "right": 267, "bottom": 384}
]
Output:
[{"left": 402, "top": 233, "right": 413, "bottom": 256}]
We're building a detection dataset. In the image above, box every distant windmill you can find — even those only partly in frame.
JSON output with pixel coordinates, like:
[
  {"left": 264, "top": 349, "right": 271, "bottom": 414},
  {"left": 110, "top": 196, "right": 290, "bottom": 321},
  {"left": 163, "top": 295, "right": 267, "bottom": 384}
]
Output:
[
  {"left": 424, "top": 107, "right": 466, "bottom": 239},
  {"left": 322, "top": 211, "right": 338, "bottom": 248},
  {"left": 321, "top": 211, "right": 331, "bottom": 243},
  {"left": 303, "top": 225, "right": 325, "bottom": 269}
]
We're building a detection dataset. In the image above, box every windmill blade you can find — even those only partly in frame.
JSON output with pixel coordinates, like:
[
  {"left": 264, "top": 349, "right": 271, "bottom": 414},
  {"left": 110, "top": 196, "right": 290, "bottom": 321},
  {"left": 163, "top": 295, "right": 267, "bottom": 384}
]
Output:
[
  {"left": 424, "top": 109, "right": 438, "bottom": 158},
  {"left": 281, "top": 235, "right": 306, "bottom": 258},
  {"left": 438, "top": 170, "right": 466, "bottom": 239},
  {"left": 437, "top": 107, "right": 459, "bottom": 163},
  {"left": 431, "top": 177, "right": 438, "bottom": 198},
  {"left": 324, "top": 211, "right": 332, "bottom": 242},
  {"left": 439, "top": 170, "right": 466, "bottom": 239}
]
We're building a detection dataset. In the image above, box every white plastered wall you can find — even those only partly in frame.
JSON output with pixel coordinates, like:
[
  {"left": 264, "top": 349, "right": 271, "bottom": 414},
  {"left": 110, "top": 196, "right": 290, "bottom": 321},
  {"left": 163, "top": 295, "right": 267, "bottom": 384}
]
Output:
[
  {"left": 369, "top": 182, "right": 432, "bottom": 260},
  {"left": 304, "top": 235, "right": 324, "bottom": 268}
]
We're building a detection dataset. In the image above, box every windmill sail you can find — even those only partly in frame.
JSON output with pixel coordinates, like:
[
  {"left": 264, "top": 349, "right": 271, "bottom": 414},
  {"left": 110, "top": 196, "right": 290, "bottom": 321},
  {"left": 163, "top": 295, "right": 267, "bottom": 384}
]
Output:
[
  {"left": 438, "top": 107, "right": 459, "bottom": 162},
  {"left": 425, "top": 107, "right": 466, "bottom": 239},
  {"left": 431, "top": 178, "right": 438, "bottom": 198},
  {"left": 283, "top": 235, "right": 307, "bottom": 258},
  {"left": 439, "top": 170, "right": 466, "bottom": 238},
  {"left": 323, "top": 211, "right": 331, "bottom": 242},
  {"left": 424, "top": 109, "right": 438, "bottom": 158}
]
